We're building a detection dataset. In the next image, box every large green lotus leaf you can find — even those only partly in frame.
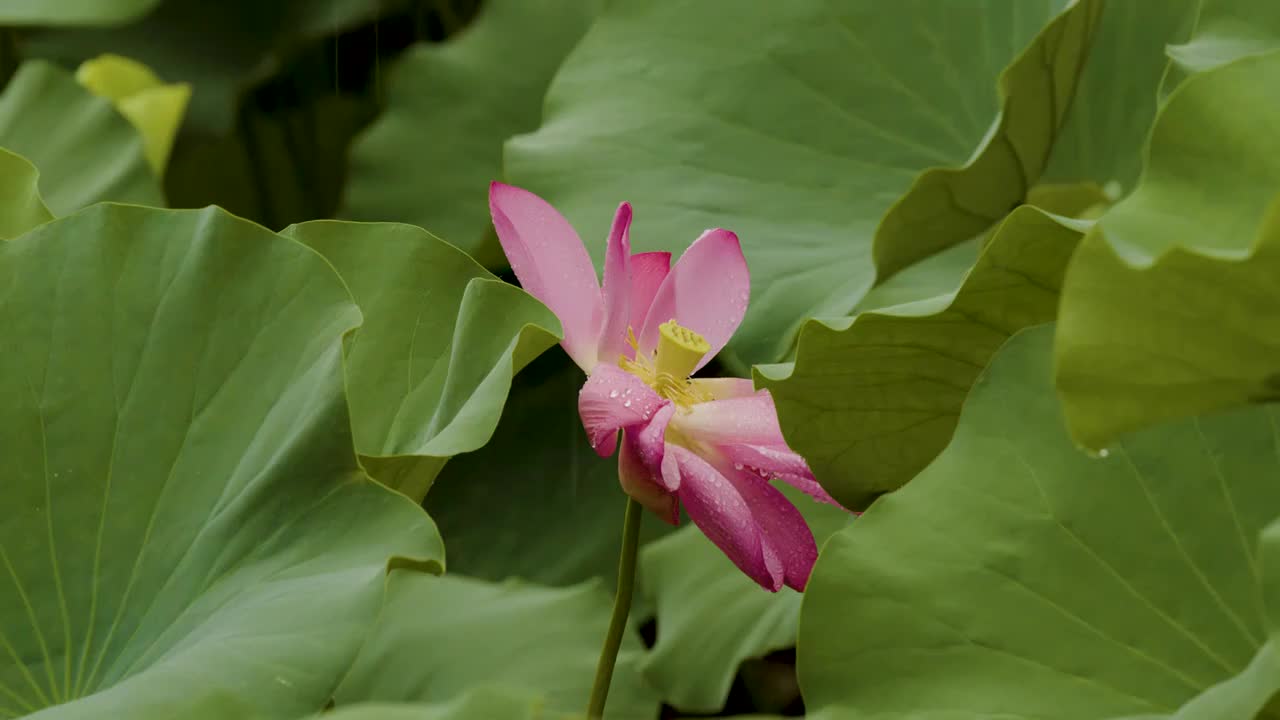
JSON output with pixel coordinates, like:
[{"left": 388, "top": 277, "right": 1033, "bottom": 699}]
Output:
[
  {"left": 0, "top": 204, "right": 444, "bottom": 720},
  {"left": 279, "top": 221, "right": 558, "bottom": 502},
  {"left": 637, "top": 486, "right": 850, "bottom": 713},
  {"left": 1114, "top": 646, "right": 1280, "bottom": 719},
  {"left": 1090, "top": 469, "right": 1280, "bottom": 720},
  {"left": 340, "top": 0, "right": 597, "bottom": 265},
  {"left": 1038, "top": 0, "right": 1198, "bottom": 193},
  {"left": 424, "top": 351, "right": 671, "bottom": 586},
  {"left": 0, "top": 61, "right": 162, "bottom": 214},
  {"left": 323, "top": 689, "right": 568, "bottom": 720},
  {"left": 872, "top": 0, "right": 1102, "bottom": 281},
  {"left": 0, "top": 0, "right": 158, "bottom": 25},
  {"left": 1117, "top": 517, "right": 1280, "bottom": 718},
  {"left": 764, "top": 2, "right": 1205, "bottom": 506},
  {"left": 334, "top": 573, "right": 658, "bottom": 720},
  {"left": 0, "top": 147, "right": 52, "bottom": 239},
  {"left": 1164, "top": 0, "right": 1280, "bottom": 90},
  {"left": 24, "top": 0, "right": 387, "bottom": 133},
  {"left": 800, "top": 325, "right": 1280, "bottom": 719},
  {"left": 757, "top": 207, "right": 1084, "bottom": 509},
  {"left": 505, "top": 0, "right": 1076, "bottom": 368},
  {"left": 1055, "top": 50, "right": 1280, "bottom": 450}
]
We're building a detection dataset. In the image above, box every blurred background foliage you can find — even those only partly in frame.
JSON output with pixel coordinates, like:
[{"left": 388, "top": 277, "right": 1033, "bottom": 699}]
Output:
[{"left": 0, "top": 0, "right": 483, "bottom": 230}]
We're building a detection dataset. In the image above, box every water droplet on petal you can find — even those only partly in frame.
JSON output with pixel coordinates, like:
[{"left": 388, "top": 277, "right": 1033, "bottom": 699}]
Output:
[
  {"left": 624, "top": 399, "right": 632, "bottom": 408},
  {"left": 609, "top": 389, "right": 619, "bottom": 398},
  {"left": 733, "top": 463, "right": 744, "bottom": 470}
]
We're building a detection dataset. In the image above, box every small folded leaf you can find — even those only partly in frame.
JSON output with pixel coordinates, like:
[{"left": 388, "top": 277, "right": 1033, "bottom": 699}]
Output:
[
  {"left": 280, "top": 220, "right": 560, "bottom": 502},
  {"left": 425, "top": 352, "right": 673, "bottom": 586},
  {"left": 75, "top": 53, "right": 191, "bottom": 176},
  {"left": 0, "top": 147, "right": 52, "bottom": 239}
]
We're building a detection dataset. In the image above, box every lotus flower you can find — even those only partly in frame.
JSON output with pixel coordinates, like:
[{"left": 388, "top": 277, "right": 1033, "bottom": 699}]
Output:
[{"left": 489, "top": 182, "right": 842, "bottom": 591}]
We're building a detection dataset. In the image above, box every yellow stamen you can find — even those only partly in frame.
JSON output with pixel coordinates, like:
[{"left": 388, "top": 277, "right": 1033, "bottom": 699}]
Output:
[
  {"left": 618, "top": 321, "right": 714, "bottom": 409},
  {"left": 655, "top": 320, "right": 709, "bottom": 380}
]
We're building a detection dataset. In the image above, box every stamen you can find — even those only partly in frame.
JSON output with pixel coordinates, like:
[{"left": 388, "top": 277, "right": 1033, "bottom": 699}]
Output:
[
  {"left": 655, "top": 320, "right": 709, "bottom": 381},
  {"left": 617, "top": 321, "right": 714, "bottom": 409}
]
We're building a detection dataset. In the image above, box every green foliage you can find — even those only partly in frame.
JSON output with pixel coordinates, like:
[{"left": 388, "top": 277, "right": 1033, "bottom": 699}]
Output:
[
  {"left": 1056, "top": 50, "right": 1280, "bottom": 450},
  {"left": 425, "top": 352, "right": 671, "bottom": 587},
  {"left": 760, "top": 208, "right": 1085, "bottom": 508},
  {"left": 333, "top": 573, "right": 658, "bottom": 719},
  {"left": 340, "top": 0, "right": 598, "bottom": 264},
  {"left": 74, "top": 52, "right": 190, "bottom": 175},
  {"left": 6, "top": 2, "right": 1280, "bottom": 718},
  {"left": 281, "top": 220, "right": 559, "bottom": 501},
  {"left": 505, "top": 0, "right": 1075, "bottom": 369},
  {"left": 0, "top": 147, "right": 51, "bottom": 238},
  {"left": 324, "top": 689, "right": 571, "bottom": 720},
  {"left": 0, "top": 0, "right": 159, "bottom": 26},
  {"left": 23, "top": 0, "right": 391, "bottom": 132},
  {"left": 800, "top": 325, "right": 1280, "bottom": 719},
  {"left": 0, "top": 60, "right": 161, "bottom": 213},
  {"left": 165, "top": 93, "right": 377, "bottom": 229},
  {"left": 638, "top": 486, "right": 850, "bottom": 713},
  {"left": 1042, "top": 0, "right": 1198, "bottom": 190},
  {"left": 1165, "top": 0, "right": 1280, "bottom": 87},
  {"left": 870, "top": 0, "right": 1102, "bottom": 280},
  {"left": 0, "top": 204, "right": 443, "bottom": 719}
]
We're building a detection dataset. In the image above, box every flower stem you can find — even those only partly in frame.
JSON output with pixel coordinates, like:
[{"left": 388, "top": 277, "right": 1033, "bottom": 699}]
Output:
[{"left": 587, "top": 497, "right": 643, "bottom": 719}]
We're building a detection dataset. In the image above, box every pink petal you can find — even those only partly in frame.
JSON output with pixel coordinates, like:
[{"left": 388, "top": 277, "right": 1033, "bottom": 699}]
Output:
[
  {"left": 577, "top": 364, "right": 666, "bottom": 457},
  {"left": 673, "top": 392, "right": 787, "bottom": 446},
  {"left": 638, "top": 229, "right": 749, "bottom": 371},
  {"left": 490, "top": 182, "right": 603, "bottom": 372},
  {"left": 663, "top": 444, "right": 781, "bottom": 591},
  {"left": 689, "top": 377, "right": 761, "bottom": 401},
  {"left": 716, "top": 443, "right": 842, "bottom": 508},
  {"left": 619, "top": 431, "right": 678, "bottom": 524},
  {"left": 598, "top": 203, "right": 634, "bottom": 366},
  {"left": 631, "top": 403, "right": 676, "bottom": 491},
  {"left": 628, "top": 251, "right": 670, "bottom": 340},
  {"left": 718, "top": 462, "right": 819, "bottom": 591}
]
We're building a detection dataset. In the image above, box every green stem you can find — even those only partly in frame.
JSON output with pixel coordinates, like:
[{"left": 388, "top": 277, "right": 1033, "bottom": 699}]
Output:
[{"left": 587, "top": 498, "right": 643, "bottom": 719}]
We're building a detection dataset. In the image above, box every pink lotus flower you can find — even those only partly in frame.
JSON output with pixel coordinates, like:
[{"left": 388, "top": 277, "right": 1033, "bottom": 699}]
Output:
[{"left": 489, "top": 182, "right": 841, "bottom": 591}]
